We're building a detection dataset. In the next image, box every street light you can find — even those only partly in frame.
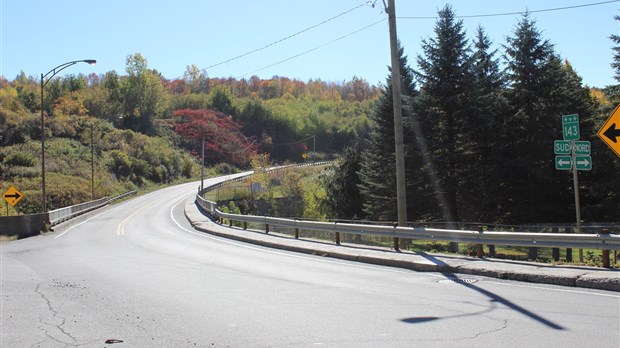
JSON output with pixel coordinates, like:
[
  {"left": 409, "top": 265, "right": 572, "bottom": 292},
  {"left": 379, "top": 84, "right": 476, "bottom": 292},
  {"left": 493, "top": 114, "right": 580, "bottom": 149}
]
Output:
[{"left": 41, "top": 59, "right": 96, "bottom": 212}]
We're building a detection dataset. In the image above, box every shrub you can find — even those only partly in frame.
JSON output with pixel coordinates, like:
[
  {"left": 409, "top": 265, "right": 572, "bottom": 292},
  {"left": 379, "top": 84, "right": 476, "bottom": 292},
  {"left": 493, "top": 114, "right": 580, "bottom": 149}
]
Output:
[{"left": 4, "top": 151, "right": 36, "bottom": 167}]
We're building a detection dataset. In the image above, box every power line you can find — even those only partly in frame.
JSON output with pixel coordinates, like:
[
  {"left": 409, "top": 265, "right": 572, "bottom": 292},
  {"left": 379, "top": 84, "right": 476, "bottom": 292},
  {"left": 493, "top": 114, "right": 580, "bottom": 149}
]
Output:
[
  {"left": 234, "top": 0, "right": 617, "bottom": 79},
  {"left": 236, "top": 19, "right": 386, "bottom": 79},
  {"left": 203, "top": 1, "right": 373, "bottom": 74},
  {"left": 399, "top": 0, "right": 619, "bottom": 20}
]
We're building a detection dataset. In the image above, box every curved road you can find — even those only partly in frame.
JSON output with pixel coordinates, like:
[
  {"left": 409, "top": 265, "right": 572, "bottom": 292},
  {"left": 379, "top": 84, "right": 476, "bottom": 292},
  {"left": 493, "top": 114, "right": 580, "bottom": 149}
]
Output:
[{"left": 2, "top": 180, "right": 619, "bottom": 347}]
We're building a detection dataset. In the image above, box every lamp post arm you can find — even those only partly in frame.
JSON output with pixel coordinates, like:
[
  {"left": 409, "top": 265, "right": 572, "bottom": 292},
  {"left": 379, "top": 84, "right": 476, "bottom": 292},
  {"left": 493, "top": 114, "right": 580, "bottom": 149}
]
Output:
[
  {"left": 40, "top": 58, "right": 96, "bottom": 212},
  {"left": 42, "top": 59, "right": 96, "bottom": 87}
]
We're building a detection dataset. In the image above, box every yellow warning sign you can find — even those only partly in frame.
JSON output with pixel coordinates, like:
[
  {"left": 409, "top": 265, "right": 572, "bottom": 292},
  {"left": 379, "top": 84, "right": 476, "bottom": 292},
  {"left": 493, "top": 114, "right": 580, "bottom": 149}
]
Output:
[
  {"left": 598, "top": 104, "right": 620, "bottom": 157},
  {"left": 2, "top": 186, "right": 24, "bottom": 207}
]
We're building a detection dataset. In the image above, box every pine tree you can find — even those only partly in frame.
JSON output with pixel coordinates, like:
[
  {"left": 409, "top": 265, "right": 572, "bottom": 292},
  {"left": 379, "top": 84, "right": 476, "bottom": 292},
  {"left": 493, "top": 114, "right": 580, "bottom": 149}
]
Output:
[
  {"left": 501, "top": 13, "right": 597, "bottom": 223},
  {"left": 413, "top": 5, "right": 475, "bottom": 223},
  {"left": 358, "top": 42, "right": 416, "bottom": 221},
  {"left": 321, "top": 145, "right": 364, "bottom": 220},
  {"left": 467, "top": 26, "right": 507, "bottom": 222},
  {"left": 606, "top": 14, "right": 620, "bottom": 102}
]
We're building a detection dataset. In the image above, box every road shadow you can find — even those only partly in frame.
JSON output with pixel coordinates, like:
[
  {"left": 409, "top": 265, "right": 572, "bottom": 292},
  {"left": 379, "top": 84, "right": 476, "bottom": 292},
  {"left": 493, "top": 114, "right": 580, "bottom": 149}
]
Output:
[
  {"left": 410, "top": 253, "right": 564, "bottom": 330},
  {"left": 451, "top": 270, "right": 563, "bottom": 330}
]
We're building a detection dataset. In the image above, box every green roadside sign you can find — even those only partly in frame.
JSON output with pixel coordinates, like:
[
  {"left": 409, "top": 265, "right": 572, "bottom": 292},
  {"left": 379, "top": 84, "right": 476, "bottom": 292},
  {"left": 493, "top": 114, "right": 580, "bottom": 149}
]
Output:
[
  {"left": 555, "top": 156, "right": 572, "bottom": 170},
  {"left": 554, "top": 140, "right": 571, "bottom": 155},
  {"left": 573, "top": 141, "right": 590, "bottom": 155},
  {"left": 574, "top": 155, "right": 592, "bottom": 170},
  {"left": 562, "top": 114, "right": 580, "bottom": 140}
]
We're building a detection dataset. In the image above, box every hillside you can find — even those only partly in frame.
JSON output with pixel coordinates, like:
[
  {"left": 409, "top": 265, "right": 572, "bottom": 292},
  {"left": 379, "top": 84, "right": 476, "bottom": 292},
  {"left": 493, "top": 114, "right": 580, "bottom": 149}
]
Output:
[{"left": 0, "top": 63, "right": 378, "bottom": 215}]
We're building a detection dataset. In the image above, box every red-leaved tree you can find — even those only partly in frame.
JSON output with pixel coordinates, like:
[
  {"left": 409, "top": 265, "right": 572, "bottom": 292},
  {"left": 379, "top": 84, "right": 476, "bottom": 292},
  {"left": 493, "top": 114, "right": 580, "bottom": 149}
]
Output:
[{"left": 173, "top": 109, "right": 256, "bottom": 166}]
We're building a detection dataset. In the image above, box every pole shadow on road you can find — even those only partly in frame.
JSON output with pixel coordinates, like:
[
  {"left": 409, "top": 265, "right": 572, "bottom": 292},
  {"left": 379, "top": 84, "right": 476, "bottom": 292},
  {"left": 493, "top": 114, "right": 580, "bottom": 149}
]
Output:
[{"left": 400, "top": 253, "right": 564, "bottom": 330}]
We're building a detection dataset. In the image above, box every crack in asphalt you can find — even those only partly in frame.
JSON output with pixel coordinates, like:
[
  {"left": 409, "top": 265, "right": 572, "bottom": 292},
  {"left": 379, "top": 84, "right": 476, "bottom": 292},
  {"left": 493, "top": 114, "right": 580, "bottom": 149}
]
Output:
[
  {"left": 33, "top": 283, "right": 78, "bottom": 347},
  {"left": 468, "top": 318, "right": 510, "bottom": 340}
]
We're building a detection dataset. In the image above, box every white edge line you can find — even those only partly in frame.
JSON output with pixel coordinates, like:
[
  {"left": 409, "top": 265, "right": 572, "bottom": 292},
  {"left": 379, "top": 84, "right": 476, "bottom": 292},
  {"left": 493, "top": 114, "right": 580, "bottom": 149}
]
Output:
[
  {"left": 54, "top": 209, "right": 112, "bottom": 239},
  {"left": 168, "top": 196, "right": 442, "bottom": 276},
  {"left": 169, "top": 196, "right": 620, "bottom": 299},
  {"left": 485, "top": 280, "right": 620, "bottom": 298}
]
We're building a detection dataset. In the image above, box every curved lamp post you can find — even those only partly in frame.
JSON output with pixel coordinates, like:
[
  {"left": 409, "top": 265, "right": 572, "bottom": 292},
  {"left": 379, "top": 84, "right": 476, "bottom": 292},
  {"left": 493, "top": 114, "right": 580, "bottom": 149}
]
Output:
[{"left": 41, "top": 59, "right": 96, "bottom": 212}]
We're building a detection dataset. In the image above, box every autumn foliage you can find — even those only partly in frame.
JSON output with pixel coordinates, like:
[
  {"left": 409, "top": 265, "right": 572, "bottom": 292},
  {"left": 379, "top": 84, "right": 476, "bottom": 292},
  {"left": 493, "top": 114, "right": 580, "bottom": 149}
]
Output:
[{"left": 173, "top": 109, "right": 256, "bottom": 166}]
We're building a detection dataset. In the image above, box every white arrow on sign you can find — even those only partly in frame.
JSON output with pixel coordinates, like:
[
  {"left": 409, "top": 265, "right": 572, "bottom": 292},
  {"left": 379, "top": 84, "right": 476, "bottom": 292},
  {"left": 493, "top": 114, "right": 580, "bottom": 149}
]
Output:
[
  {"left": 576, "top": 158, "right": 590, "bottom": 166},
  {"left": 557, "top": 158, "right": 571, "bottom": 166}
]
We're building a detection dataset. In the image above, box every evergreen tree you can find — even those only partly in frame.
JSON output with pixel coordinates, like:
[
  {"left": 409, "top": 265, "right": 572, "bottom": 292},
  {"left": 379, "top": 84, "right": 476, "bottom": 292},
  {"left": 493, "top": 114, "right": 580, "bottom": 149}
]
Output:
[
  {"left": 210, "top": 85, "right": 237, "bottom": 116},
  {"left": 467, "top": 26, "right": 507, "bottom": 222},
  {"left": 606, "top": 14, "right": 620, "bottom": 102},
  {"left": 358, "top": 42, "right": 416, "bottom": 221},
  {"left": 321, "top": 145, "right": 364, "bottom": 220},
  {"left": 501, "top": 13, "right": 596, "bottom": 223},
  {"left": 586, "top": 13, "right": 620, "bottom": 221},
  {"left": 413, "top": 5, "right": 475, "bottom": 223}
]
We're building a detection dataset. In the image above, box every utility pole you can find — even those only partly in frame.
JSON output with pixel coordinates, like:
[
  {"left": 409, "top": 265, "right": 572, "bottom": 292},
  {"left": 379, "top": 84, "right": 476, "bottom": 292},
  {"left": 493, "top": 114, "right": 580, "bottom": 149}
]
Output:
[
  {"left": 384, "top": 0, "right": 407, "bottom": 251},
  {"left": 201, "top": 137, "right": 205, "bottom": 192}
]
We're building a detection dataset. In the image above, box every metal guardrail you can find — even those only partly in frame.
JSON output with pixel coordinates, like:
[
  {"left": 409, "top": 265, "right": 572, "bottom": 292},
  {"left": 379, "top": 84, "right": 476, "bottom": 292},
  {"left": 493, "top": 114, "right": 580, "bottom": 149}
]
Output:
[
  {"left": 49, "top": 197, "right": 109, "bottom": 225},
  {"left": 108, "top": 190, "right": 139, "bottom": 204},
  {"left": 48, "top": 190, "right": 138, "bottom": 225},
  {"left": 195, "top": 163, "right": 620, "bottom": 256},
  {"left": 208, "top": 210, "right": 620, "bottom": 251}
]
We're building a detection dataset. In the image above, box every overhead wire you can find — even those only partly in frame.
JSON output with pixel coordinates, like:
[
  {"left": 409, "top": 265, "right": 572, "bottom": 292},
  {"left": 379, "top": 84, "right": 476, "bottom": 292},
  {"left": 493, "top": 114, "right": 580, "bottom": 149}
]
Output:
[
  {"left": 232, "top": 0, "right": 618, "bottom": 79},
  {"left": 202, "top": 1, "right": 374, "bottom": 73},
  {"left": 235, "top": 19, "right": 386, "bottom": 79},
  {"left": 399, "top": 0, "right": 619, "bottom": 20},
  {"left": 127, "top": 0, "right": 618, "bottom": 92}
]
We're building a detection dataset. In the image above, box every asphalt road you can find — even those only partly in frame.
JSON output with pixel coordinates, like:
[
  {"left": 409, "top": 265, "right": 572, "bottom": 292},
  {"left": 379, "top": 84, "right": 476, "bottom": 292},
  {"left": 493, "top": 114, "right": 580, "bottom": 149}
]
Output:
[{"left": 2, "top": 180, "right": 619, "bottom": 347}]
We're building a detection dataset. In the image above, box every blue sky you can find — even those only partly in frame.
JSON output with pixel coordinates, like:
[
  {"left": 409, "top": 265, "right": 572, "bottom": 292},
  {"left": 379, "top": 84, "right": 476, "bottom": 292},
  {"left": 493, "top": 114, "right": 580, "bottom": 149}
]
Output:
[{"left": 2, "top": 0, "right": 618, "bottom": 88}]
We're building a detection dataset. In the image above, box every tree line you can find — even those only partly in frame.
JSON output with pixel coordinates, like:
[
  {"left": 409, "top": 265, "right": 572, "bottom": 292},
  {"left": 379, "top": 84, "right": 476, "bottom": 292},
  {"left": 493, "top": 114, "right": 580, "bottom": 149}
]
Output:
[
  {"left": 322, "top": 7, "right": 620, "bottom": 225},
  {"left": 0, "top": 50, "right": 378, "bottom": 212}
]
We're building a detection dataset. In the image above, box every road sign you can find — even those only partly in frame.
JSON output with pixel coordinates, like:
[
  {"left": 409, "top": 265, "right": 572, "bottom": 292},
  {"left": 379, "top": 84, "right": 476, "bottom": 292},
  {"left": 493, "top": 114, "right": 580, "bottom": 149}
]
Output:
[
  {"left": 562, "top": 114, "right": 580, "bottom": 140},
  {"left": 572, "top": 141, "right": 591, "bottom": 155},
  {"left": 574, "top": 155, "right": 592, "bottom": 171},
  {"left": 2, "top": 186, "right": 24, "bottom": 207},
  {"left": 597, "top": 104, "right": 620, "bottom": 157},
  {"left": 555, "top": 156, "right": 572, "bottom": 170},
  {"left": 554, "top": 140, "right": 571, "bottom": 155}
]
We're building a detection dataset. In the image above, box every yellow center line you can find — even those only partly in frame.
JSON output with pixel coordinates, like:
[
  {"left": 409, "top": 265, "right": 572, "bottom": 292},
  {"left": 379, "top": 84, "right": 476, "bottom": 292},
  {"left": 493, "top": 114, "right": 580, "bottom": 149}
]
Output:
[{"left": 117, "top": 203, "right": 152, "bottom": 236}]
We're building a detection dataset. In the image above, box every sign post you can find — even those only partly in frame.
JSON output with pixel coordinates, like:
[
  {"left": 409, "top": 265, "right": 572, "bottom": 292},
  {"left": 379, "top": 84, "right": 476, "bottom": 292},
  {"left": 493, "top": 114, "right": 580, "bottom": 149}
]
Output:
[{"left": 554, "top": 115, "right": 591, "bottom": 255}]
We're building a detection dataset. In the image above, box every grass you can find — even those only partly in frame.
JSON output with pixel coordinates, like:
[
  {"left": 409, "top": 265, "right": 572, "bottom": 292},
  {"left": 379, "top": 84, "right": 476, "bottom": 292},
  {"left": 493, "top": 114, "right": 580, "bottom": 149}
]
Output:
[
  {"left": 0, "top": 235, "right": 18, "bottom": 242},
  {"left": 202, "top": 167, "right": 618, "bottom": 268}
]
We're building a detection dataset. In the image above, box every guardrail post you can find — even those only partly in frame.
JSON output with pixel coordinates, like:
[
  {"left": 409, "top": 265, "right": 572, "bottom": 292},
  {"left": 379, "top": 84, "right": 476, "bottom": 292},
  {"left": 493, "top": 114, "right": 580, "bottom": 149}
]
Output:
[
  {"left": 243, "top": 221, "right": 247, "bottom": 230},
  {"left": 486, "top": 226, "right": 496, "bottom": 258},
  {"left": 335, "top": 232, "right": 341, "bottom": 245},
  {"left": 393, "top": 223, "right": 400, "bottom": 252},
  {"left": 229, "top": 219, "right": 232, "bottom": 227},
  {"left": 294, "top": 227, "right": 299, "bottom": 239},
  {"left": 527, "top": 227, "right": 538, "bottom": 261},
  {"left": 476, "top": 226, "right": 484, "bottom": 258},
  {"left": 552, "top": 227, "right": 560, "bottom": 261},
  {"left": 527, "top": 246, "right": 538, "bottom": 260},
  {"left": 601, "top": 229, "right": 610, "bottom": 268},
  {"left": 265, "top": 223, "right": 269, "bottom": 234},
  {"left": 565, "top": 227, "right": 573, "bottom": 262}
]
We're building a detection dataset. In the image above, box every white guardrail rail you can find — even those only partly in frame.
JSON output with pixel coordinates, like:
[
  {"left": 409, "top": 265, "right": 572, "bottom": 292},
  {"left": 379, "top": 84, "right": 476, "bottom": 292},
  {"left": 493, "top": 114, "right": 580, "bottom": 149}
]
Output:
[
  {"left": 195, "top": 163, "right": 620, "bottom": 252},
  {"left": 49, "top": 190, "right": 138, "bottom": 225}
]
